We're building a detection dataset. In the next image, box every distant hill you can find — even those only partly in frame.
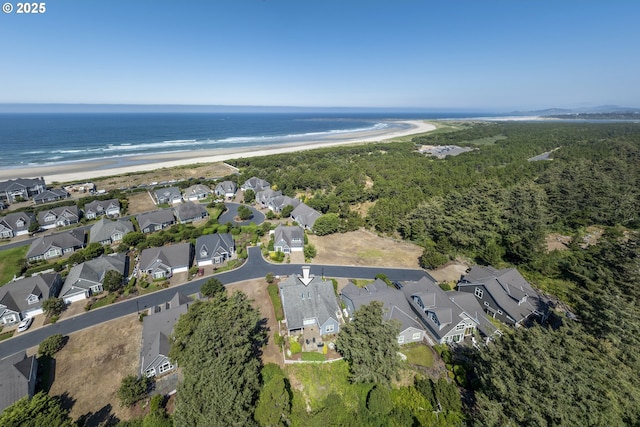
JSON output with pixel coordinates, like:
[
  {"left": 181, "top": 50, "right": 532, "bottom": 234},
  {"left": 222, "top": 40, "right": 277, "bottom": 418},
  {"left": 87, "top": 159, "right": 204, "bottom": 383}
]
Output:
[{"left": 508, "top": 105, "right": 640, "bottom": 118}]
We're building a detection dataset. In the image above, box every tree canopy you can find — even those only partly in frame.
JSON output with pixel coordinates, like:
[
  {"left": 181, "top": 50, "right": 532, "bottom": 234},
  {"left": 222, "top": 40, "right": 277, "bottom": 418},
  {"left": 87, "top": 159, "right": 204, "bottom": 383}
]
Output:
[{"left": 0, "top": 392, "right": 72, "bottom": 427}]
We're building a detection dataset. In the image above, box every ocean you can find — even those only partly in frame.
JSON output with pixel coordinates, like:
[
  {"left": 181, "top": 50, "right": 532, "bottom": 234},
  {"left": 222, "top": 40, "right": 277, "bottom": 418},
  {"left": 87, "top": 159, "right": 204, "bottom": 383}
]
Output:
[{"left": 0, "top": 112, "right": 492, "bottom": 169}]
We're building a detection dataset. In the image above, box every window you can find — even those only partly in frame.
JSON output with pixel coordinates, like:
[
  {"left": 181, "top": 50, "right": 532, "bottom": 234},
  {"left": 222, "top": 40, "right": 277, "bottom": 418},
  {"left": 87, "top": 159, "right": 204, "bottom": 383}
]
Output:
[
  {"left": 397, "top": 335, "right": 405, "bottom": 344},
  {"left": 456, "top": 324, "right": 465, "bottom": 331},
  {"left": 497, "top": 310, "right": 503, "bottom": 315},
  {"left": 484, "top": 301, "right": 490, "bottom": 307},
  {"left": 474, "top": 287, "right": 484, "bottom": 298},
  {"left": 326, "top": 324, "right": 335, "bottom": 333},
  {"left": 158, "top": 362, "right": 173, "bottom": 374},
  {"left": 412, "top": 332, "right": 421, "bottom": 340},
  {"left": 429, "top": 312, "right": 439, "bottom": 326},
  {"left": 27, "top": 294, "right": 39, "bottom": 305}
]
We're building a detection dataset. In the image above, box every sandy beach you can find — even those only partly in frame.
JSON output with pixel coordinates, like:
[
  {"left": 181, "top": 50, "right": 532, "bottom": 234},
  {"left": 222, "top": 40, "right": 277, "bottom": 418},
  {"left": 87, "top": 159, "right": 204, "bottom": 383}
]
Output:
[{"left": 0, "top": 120, "right": 436, "bottom": 184}]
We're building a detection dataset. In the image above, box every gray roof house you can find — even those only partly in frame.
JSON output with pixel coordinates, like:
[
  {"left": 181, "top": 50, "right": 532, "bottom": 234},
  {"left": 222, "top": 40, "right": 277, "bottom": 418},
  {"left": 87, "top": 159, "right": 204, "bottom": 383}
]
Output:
[
  {"left": 89, "top": 218, "right": 134, "bottom": 245},
  {"left": 0, "top": 351, "right": 37, "bottom": 413},
  {"left": 60, "top": 253, "right": 128, "bottom": 304},
  {"left": 290, "top": 203, "right": 322, "bottom": 231},
  {"left": 0, "top": 273, "right": 62, "bottom": 323},
  {"left": 37, "top": 205, "right": 80, "bottom": 230},
  {"left": 26, "top": 229, "right": 86, "bottom": 263},
  {"left": 84, "top": 199, "right": 121, "bottom": 219},
  {"left": 173, "top": 201, "right": 208, "bottom": 224},
  {"left": 272, "top": 225, "right": 304, "bottom": 253},
  {"left": 195, "top": 233, "right": 235, "bottom": 266},
  {"left": 141, "top": 292, "right": 195, "bottom": 377},
  {"left": 279, "top": 266, "right": 342, "bottom": 336},
  {"left": 267, "top": 194, "right": 301, "bottom": 213},
  {"left": 457, "top": 265, "right": 545, "bottom": 326},
  {"left": 241, "top": 177, "right": 270, "bottom": 192},
  {"left": 137, "top": 209, "right": 175, "bottom": 233},
  {"left": 139, "top": 242, "right": 192, "bottom": 279},
  {"left": 402, "top": 276, "right": 498, "bottom": 344},
  {"left": 154, "top": 187, "right": 183, "bottom": 205},
  {"left": 341, "top": 279, "right": 427, "bottom": 345},
  {"left": 0, "top": 212, "right": 36, "bottom": 238},
  {"left": 183, "top": 184, "right": 211, "bottom": 202},
  {"left": 0, "top": 177, "right": 46, "bottom": 203},
  {"left": 32, "top": 188, "right": 70, "bottom": 205},
  {"left": 256, "top": 189, "right": 281, "bottom": 207},
  {"left": 214, "top": 180, "right": 237, "bottom": 198}
]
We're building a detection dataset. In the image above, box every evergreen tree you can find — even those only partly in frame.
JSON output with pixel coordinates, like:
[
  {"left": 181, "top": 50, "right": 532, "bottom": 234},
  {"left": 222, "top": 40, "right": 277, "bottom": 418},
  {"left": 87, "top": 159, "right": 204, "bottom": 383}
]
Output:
[{"left": 0, "top": 391, "right": 72, "bottom": 427}]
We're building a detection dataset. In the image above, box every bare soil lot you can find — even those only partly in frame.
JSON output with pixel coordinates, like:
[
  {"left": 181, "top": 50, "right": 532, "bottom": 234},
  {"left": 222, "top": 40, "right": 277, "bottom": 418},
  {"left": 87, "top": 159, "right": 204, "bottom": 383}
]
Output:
[{"left": 126, "top": 191, "right": 157, "bottom": 215}]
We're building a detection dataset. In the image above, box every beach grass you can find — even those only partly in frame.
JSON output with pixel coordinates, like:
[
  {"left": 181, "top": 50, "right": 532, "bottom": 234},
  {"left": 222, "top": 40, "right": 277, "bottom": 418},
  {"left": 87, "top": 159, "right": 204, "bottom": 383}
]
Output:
[{"left": 0, "top": 245, "right": 28, "bottom": 286}]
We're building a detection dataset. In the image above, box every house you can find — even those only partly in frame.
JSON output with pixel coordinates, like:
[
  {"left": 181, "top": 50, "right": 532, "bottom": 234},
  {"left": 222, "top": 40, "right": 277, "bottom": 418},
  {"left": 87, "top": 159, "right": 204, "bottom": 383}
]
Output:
[
  {"left": 279, "top": 266, "right": 342, "bottom": 336},
  {"left": 137, "top": 209, "right": 175, "bottom": 233},
  {"left": 256, "top": 189, "right": 281, "bottom": 207},
  {"left": 84, "top": 199, "right": 121, "bottom": 219},
  {"left": 89, "top": 218, "right": 134, "bottom": 245},
  {"left": 403, "top": 276, "right": 498, "bottom": 344},
  {"left": 141, "top": 292, "right": 195, "bottom": 377},
  {"left": 173, "top": 201, "right": 208, "bottom": 224},
  {"left": 32, "top": 188, "right": 70, "bottom": 205},
  {"left": 0, "top": 177, "right": 46, "bottom": 203},
  {"left": 37, "top": 205, "right": 80, "bottom": 230},
  {"left": 59, "top": 253, "right": 128, "bottom": 303},
  {"left": 0, "top": 212, "right": 36, "bottom": 238},
  {"left": 341, "top": 279, "right": 427, "bottom": 345},
  {"left": 195, "top": 233, "right": 235, "bottom": 266},
  {"left": 290, "top": 203, "right": 321, "bottom": 231},
  {"left": 214, "top": 181, "right": 237, "bottom": 199},
  {"left": 0, "top": 273, "right": 62, "bottom": 323},
  {"left": 26, "top": 229, "right": 86, "bottom": 262},
  {"left": 272, "top": 225, "right": 304, "bottom": 253},
  {"left": 63, "top": 182, "right": 95, "bottom": 194},
  {"left": 183, "top": 184, "right": 211, "bottom": 202},
  {"left": 139, "top": 242, "right": 192, "bottom": 279},
  {"left": 154, "top": 187, "right": 183, "bottom": 205},
  {"left": 457, "top": 265, "right": 545, "bottom": 326},
  {"left": 241, "top": 176, "right": 270, "bottom": 193},
  {"left": 266, "top": 194, "right": 300, "bottom": 213},
  {"left": 0, "top": 351, "right": 37, "bottom": 413}
]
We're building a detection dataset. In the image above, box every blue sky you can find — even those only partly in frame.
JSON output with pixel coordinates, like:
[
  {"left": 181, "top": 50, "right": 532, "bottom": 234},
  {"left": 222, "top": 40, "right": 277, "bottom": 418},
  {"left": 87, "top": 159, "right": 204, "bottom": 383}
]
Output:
[{"left": 1, "top": 1, "right": 638, "bottom": 111}]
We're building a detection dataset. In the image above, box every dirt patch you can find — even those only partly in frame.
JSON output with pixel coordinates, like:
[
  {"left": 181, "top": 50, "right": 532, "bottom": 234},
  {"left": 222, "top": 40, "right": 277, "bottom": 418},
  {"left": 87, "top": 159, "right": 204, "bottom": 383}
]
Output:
[
  {"left": 308, "top": 229, "right": 423, "bottom": 268},
  {"left": 546, "top": 233, "right": 571, "bottom": 252},
  {"left": 48, "top": 314, "right": 143, "bottom": 425},
  {"left": 126, "top": 191, "right": 157, "bottom": 215},
  {"left": 226, "top": 278, "right": 283, "bottom": 367},
  {"left": 428, "top": 260, "right": 470, "bottom": 283},
  {"left": 582, "top": 226, "right": 604, "bottom": 248}
]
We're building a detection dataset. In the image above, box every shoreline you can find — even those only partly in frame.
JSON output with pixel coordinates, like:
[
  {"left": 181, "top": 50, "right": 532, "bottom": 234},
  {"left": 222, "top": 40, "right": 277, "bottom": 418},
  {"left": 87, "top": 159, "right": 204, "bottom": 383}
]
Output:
[{"left": 0, "top": 120, "right": 436, "bottom": 183}]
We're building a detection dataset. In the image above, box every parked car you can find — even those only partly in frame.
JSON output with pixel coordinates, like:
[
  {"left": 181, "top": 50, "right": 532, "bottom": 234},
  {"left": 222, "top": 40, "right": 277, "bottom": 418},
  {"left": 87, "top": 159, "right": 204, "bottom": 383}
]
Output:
[{"left": 17, "top": 317, "right": 33, "bottom": 332}]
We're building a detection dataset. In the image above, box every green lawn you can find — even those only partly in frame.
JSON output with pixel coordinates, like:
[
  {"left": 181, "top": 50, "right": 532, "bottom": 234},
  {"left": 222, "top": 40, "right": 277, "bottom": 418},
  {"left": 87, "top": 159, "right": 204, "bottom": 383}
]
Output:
[
  {"left": 401, "top": 343, "right": 435, "bottom": 368},
  {"left": 301, "top": 352, "right": 326, "bottom": 362},
  {"left": 89, "top": 293, "right": 118, "bottom": 309},
  {"left": 267, "top": 283, "right": 284, "bottom": 321},
  {"left": 0, "top": 245, "right": 28, "bottom": 286},
  {"left": 0, "top": 330, "right": 15, "bottom": 341}
]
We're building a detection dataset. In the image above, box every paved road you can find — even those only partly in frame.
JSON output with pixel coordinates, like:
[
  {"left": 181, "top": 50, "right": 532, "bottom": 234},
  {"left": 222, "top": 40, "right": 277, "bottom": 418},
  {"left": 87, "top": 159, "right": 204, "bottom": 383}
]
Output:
[
  {"left": 0, "top": 246, "right": 429, "bottom": 359},
  {"left": 218, "top": 202, "right": 265, "bottom": 226}
]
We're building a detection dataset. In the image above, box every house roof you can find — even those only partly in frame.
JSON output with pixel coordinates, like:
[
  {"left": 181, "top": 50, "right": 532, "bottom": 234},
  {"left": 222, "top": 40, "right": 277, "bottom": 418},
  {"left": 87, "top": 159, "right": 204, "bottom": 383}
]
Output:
[
  {"left": 137, "top": 209, "right": 175, "bottom": 230},
  {"left": 268, "top": 195, "right": 301, "bottom": 211},
  {"left": 341, "top": 279, "right": 425, "bottom": 334},
  {"left": 290, "top": 203, "right": 321, "bottom": 229},
  {"left": 37, "top": 205, "right": 79, "bottom": 224},
  {"left": 173, "top": 201, "right": 208, "bottom": 222},
  {"left": 184, "top": 184, "right": 211, "bottom": 198},
  {"left": 0, "top": 177, "right": 45, "bottom": 192},
  {"left": 215, "top": 181, "right": 237, "bottom": 194},
  {"left": 256, "top": 189, "right": 281, "bottom": 203},
  {"left": 26, "top": 228, "right": 85, "bottom": 259},
  {"left": 241, "top": 177, "right": 270, "bottom": 191},
  {"left": 0, "top": 212, "right": 36, "bottom": 233},
  {"left": 32, "top": 188, "right": 69, "bottom": 202},
  {"left": 458, "top": 266, "right": 543, "bottom": 324},
  {"left": 84, "top": 199, "right": 120, "bottom": 213},
  {"left": 154, "top": 187, "right": 182, "bottom": 201},
  {"left": 446, "top": 291, "right": 498, "bottom": 338},
  {"left": 273, "top": 225, "right": 304, "bottom": 250},
  {"left": 195, "top": 233, "right": 234, "bottom": 262},
  {"left": 0, "top": 273, "right": 60, "bottom": 315},
  {"left": 89, "top": 218, "right": 134, "bottom": 243},
  {"left": 279, "top": 269, "right": 341, "bottom": 331},
  {"left": 0, "top": 351, "right": 37, "bottom": 413},
  {"left": 140, "top": 243, "right": 192, "bottom": 271},
  {"left": 61, "top": 253, "right": 127, "bottom": 298}
]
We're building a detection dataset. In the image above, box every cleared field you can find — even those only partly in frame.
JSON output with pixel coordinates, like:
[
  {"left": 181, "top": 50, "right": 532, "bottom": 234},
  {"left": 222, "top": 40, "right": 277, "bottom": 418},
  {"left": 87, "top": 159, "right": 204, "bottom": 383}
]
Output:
[{"left": 0, "top": 245, "right": 28, "bottom": 286}]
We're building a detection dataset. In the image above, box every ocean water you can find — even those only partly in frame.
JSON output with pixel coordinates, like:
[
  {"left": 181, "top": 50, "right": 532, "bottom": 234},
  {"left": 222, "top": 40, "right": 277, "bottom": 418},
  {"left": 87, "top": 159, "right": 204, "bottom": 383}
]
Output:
[{"left": 0, "top": 112, "right": 490, "bottom": 168}]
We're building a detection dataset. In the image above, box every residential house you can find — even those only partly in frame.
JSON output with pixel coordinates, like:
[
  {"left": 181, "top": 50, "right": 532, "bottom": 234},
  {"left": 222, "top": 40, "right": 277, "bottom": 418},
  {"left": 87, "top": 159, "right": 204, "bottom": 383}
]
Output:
[
  {"left": 341, "top": 279, "right": 426, "bottom": 345},
  {"left": 272, "top": 225, "right": 304, "bottom": 253},
  {"left": 0, "top": 212, "right": 36, "bottom": 238},
  {"left": 241, "top": 176, "right": 270, "bottom": 193},
  {"left": 173, "top": 201, "right": 208, "bottom": 224},
  {"left": 214, "top": 180, "right": 237, "bottom": 199},
  {"left": 32, "top": 188, "right": 70, "bottom": 205},
  {"left": 139, "top": 242, "right": 192, "bottom": 280},
  {"left": 403, "top": 276, "right": 498, "bottom": 344},
  {"left": 290, "top": 203, "right": 322, "bottom": 231},
  {"left": 37, "top": 205, "right": 80, "bottom": 230},
  {"left": 266, "top": 194, "right": 300, "bottom": 213},
  {"left": 195, "top": 233, "right": 235, "bottom": 266},
  {"left": 137, "top": 209, "right": 175, "bottom": 233},
  {"left": 154, "top": 187, "right": 183, "bottom": 205},
  {"left": 141, "top": 292, "right": 195, "bottom": 377},
  {"left": 279, "top": 266, "right": 342, "bottom": 336},
  {"left": 26, "top": 229, "right": 86, "bottom": 262},
  {"left": 0, "top": 177, "right": 46, "bottom": 203},
  {"left": 183, "top": 184, "right": 211, "bottom": 202},
  {"left": 84, "top": 199, "right": 121, "bottom": 219},
  {"left": 59, "top": 253, "right": 128, "bottom": 303},
  {"left": 457, "top": 265, "right": 545, "bottom": 326},
  {"left": 0, "top": 351, "right": 37, "bottom": 413},
  {"left": 0, "top": 273, "right": 62, "bottom": 323},
  {"left": 89, "top": 218, "right": 134, "bottom": 245},
  {"left": 256, "top": 189, "right": 281, "bottom": 208}
]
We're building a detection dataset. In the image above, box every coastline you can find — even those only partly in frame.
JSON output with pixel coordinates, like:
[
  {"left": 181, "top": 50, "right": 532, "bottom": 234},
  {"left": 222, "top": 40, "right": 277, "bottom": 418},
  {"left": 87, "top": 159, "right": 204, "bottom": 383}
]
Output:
[{"left": 0, "top": 120, "right": 436, "bottom": 183}]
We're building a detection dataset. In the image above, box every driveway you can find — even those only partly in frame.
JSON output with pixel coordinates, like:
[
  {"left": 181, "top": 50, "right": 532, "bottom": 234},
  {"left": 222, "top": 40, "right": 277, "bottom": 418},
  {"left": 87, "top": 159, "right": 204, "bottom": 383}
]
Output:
[{"left": 218, "top": 202, "right": 265, "bottom": 226}]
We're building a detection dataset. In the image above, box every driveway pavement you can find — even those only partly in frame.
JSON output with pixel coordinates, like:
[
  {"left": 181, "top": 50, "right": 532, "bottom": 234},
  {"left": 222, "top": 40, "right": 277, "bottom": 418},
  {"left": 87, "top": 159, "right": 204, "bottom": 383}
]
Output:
[{"left": 218, "top": 202, "right": 265, "bottom": 226}]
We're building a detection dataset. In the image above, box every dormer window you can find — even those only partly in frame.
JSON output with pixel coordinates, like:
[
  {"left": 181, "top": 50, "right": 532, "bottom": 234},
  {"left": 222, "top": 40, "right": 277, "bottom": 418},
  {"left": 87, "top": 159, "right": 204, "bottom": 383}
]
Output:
[
  {"left": 16, "top": 219, "right": 24, "bottom": 227},
  {"left": 27, "top": 294, "right": 39, "bottom": 305},
  {"left": 429, "top": 312, "right": 439, "bottom": 326},
  {"left": 474, "top": 287, "right": 484, "bottom": 299},
  {"left": 413, "top": 295, "right": 424, "bottom": 310}
]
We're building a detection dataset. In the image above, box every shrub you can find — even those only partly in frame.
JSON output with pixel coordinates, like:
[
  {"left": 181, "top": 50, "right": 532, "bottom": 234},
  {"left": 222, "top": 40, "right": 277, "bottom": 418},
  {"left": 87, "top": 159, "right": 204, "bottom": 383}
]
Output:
[
  {"left": 117, "top": 375, "right": 151, "bottom": 407},
  {"left": 38, "top": 334, "right": 66, "bottom": 357},
  {"left": 42, "top": 297, "right": 66, "bottom": 317},
  {"left": 290, "top": 340, "right": 302, "bottom": 354}
]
